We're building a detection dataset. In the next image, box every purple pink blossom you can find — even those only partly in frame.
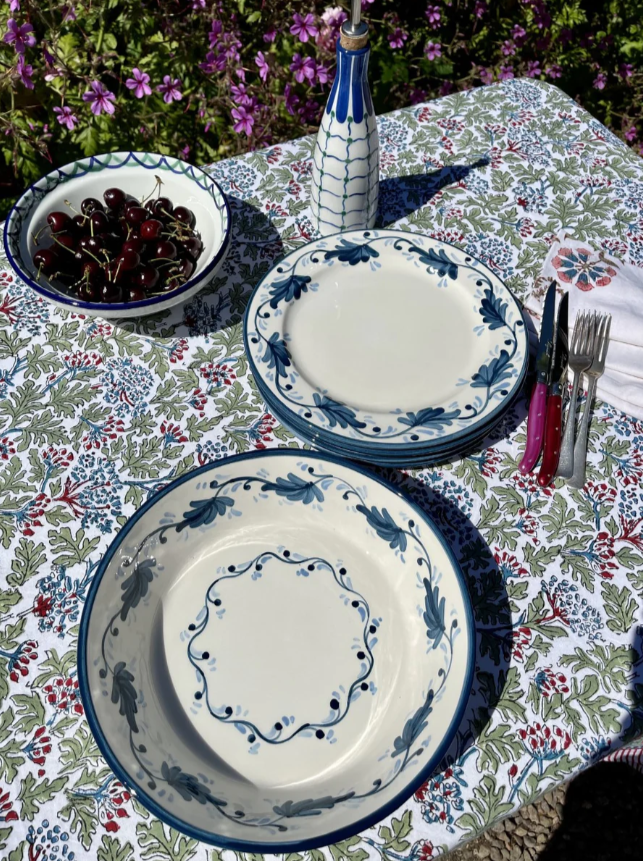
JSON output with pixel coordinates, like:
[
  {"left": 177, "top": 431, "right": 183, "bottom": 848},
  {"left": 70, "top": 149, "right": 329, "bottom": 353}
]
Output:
[
  {"left": 479, "top": 67, "right": 494, "bottom": 84},
  {"left": 53, "top": 105, "right": 77, "bottom": 131},
  {"left": 231, "top": 105, "right": 254, "bottom": 136},
  {"left": 512, "top": 24, "right": 526, "bottom": 44},
  {"left": 284, "top": 84, "right": 299, "bottom": 115},
  {"left": 15, "top": 54, "right": 33, "bottom": 88},
  {"left": 498, "top": 64, "right": 515, "bottom": 81},
  {"left": 424, "top": 41, "right": 442, "bottom": 60},
  {"left": 290, "top": 12, "right": 318, "bottom": 43},
  {"left": 625, "top": 127, "right": 637, "bottom": 142},
  {"left": 290, "top": 53, "right": 316, "bottom": 83},
  {"left": 263, "top": 27, "right": 277, "bottom": 43},
  {"left": 527, "top": 60, "right": 542, "bottom": 77},
  {"left": 593, "top": 72, "right": 607, "bottom": 90},
  {"left": 82, "top": 81, "right": 116, "bottom": 116},
  {"left": 316, "top": 64, "right": 331, "bottom": 85},
  {"left": 620, "top": 63, "right": 634, "bottom": 80},
  {"left": 425, "top": 4, "right": 441, "bottom": 25},
  {"left": 546, "top": 64, "right": 562, "bottom": 78},
  {"left": 125, "top": 68, "right": 152, "bottom": 99},
  {"left": 3, "top": 18, "right": 36, "bottom": 54},
  {"left": 4, "top": 0, "right": 20, "bottom": 11},
  {"left": 157, "top": 75, "right": 182, "bottom": 103},
  {"left": 389, "top": 27, "right": 408, "bottom": 49},
  {"left": 501, "top": 40, "right": 515, "bottom": 56},
  {"left": 474, "top": 0, "right": 487, "bottom": 17},
  {"left": 255, "top": 51, "right": 269, "bottom": 82}
]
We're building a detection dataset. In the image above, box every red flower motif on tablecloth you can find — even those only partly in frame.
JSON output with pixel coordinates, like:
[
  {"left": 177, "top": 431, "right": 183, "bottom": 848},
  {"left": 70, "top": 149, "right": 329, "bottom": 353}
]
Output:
[
  {"left": 551, "top": 246, "right": 618, "bottom": 290},
  {"left": 534, "top": 667, "right": 570, "bottom": 697},
  {"left": 99, "top": 779, "right": 131, "bottom": 833},
  {"left": 0, "top": 436, "right": 16, "bottom": 461},
  {"left": 43, "top": 677, "right": 83, "bottom": 715},
  {"left": 511, "top": 626, "right": 533, "bottom": 662},
  {"left": 519, "top": 722, "right": 571, "bottom": 756},
  {"left": 23, "top": 726, "right": 52, "bottom": 777},
  {"left": 0, "top": 790, "right": 18, "bottom": 823},
  {"left": 495, "top": 549, "right": 528, "bottom": 579}
]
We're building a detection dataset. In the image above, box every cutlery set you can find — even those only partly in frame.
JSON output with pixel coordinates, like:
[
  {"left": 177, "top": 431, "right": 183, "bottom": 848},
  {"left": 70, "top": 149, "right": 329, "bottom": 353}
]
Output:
[{"left": 519, "top": 280, "right": 612, "bottom": 487}]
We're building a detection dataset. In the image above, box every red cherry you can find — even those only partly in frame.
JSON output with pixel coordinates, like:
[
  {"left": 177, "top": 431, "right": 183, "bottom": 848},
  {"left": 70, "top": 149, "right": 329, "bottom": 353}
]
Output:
[
  {"left": 33, "top": 247, "right": 58, "bottom": 275},
  {"left": 173, "top": 206, "right": 195, "bottom": 228},
  {"left": 101, "top": 281, "right": 123, "bottom": 303},
  {"left": 140, "top": 219, "right": 164, "bottom": 241},
  {"left": 127, "top": 287, "right": 147, "bottom": 302},
  {"left": 122, "top": 237, "right": 145, "bottom": 256},
  {"left": 54, "top": 234, "right": 77, "bottom": 253},
  {"left": 47, "top": 211, "right": 72, "bottom": 233},
  {"left": 154, "top": 240, "right": 177, "bottom": 261},
  {"left": 73, "top": 214, "right": 89, "bottom": 234},
  {"left": 152, "top": 197, "right": 173, "bottom": 219},
  {"left": 125, "top": 206, "right": 148, "bottom": 226},
  {"left": 115, "top": 250, "right": 141, "bottom": 271},
  {"left": 81, "top": 197, "right": 105, "bottom": 215},
  {"left": 133, "top": 266, "right": 159, "bottom": 290},
  {"left": 180, "top": 236, "right": 203, "bottom": 260},
  {"left": 103, "top": 188, "right": 126, "bottom": 209},
  {"left": 90, "top": 211, "right": 109, "bottom": 233}
]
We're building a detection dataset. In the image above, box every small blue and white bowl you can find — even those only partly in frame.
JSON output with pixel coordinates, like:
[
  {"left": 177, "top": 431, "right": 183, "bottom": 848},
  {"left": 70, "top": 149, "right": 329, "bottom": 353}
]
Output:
[{"left": 3, "top": 151, "right": 231, "bottom": 318}]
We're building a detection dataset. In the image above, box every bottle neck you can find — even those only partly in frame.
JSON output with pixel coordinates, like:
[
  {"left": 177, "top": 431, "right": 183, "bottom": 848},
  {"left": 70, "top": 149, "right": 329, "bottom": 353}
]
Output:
[{"left": 326, "top": 40, "right": 373, "bottom": 125}]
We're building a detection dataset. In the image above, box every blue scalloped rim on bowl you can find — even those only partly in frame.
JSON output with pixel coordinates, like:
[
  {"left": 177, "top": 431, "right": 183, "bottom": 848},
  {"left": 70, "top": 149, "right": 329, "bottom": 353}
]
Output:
[
  {"left": 3, "top": 151, "right": 231, "bottom": 318},
  {"left": 78, "top": 449, "right": 475, "bottom": 852}
]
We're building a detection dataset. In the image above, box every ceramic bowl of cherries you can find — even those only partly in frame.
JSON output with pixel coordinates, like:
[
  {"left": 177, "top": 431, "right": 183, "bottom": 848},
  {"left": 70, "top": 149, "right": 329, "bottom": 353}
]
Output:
[{"left": 4, "top": 152, "right": 231, "bottom": 318}]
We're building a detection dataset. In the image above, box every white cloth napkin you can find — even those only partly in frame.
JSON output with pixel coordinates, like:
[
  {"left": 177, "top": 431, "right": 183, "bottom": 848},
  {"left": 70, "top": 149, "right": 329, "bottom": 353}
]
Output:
[{"left": 524, "top": 234, "right": 643, "bottom": 419}]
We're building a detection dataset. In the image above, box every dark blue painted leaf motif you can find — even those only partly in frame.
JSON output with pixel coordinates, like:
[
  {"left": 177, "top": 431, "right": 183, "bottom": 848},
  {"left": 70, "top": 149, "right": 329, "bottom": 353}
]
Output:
[
  {"left": 471, "top": 349, "right": 513, "bottom": 390},
  {"left": 262, "top": 472, "right": 324, "bottom": 504},
  {"left": 120, "top": 558, "right": 155, "bottom": 622},
  {"left": 273, "top": 793, "right": 355, "bottom": 818},
  {"left": 178, "top": 495, "right": 235, "bottom": 531},
  {"left": 423, "top": 577, "right": 446, "bottom": 649},
  {"left": 269, "top": 274, "right": 312, "bottom": 309},
  {"left": 324, "top": 239, "right": 380, "bottom": 265},
  {"left": 397, "top": 406, "right": 461, "bottom": 429},
  {"left": 111, "top": 661, "right": 139, "bottom": 734},
  {"left": 312, "top": 393, "right": 367, "bottom": 429},
  {"left": 479, "top": 287, "right": 508, "bottom": 330},
  {"left": 356, "top": 505, "right": 407, "bottom": 552},
  {"left": 161, "top": 762, "right": 228, "bottom": 807},
  {"left": 262, "top": 332, "right": 291, "bottom": 379},
  {"left": 406, "top": 245, "right": 458, "bottom": 280},
  {"left": 391, "top": 688, "right": 434, "bottom": 757}
]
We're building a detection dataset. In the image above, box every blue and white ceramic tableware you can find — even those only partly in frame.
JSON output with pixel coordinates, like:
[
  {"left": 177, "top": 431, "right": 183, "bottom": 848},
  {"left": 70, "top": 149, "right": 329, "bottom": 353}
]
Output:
[
  {"left": 79, "top": 450, "right": 474, "bottom": 850},
  {"left": 310, "top": 7, "right": 379, "bottom": 236},
  {"left": 4, "top": 152, "right": 231, "bottom": 318},
  {"left": 244, "top": 229, "right": 528, "bottom": 464}
]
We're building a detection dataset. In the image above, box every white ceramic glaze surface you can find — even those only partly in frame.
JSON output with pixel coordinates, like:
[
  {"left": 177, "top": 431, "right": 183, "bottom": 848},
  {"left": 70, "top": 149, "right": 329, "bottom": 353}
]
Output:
[
  {"left": 4, "top": 152, "right": 230, "bottom": 318},
  {"left": 79, "top": 450, "right": 474, "bottom": 850},
  {"left": 244, "top": 230, "right": 528, "bottom": 453}
]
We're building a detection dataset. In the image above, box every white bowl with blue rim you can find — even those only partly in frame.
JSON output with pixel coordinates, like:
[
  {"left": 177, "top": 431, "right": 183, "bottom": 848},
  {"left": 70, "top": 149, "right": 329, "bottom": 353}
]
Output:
[
  {"left": 3, "top": 152, "right": 231, "bottom": 318},
  {"left": 79, "top": 449, "right": 474, "bottom": 851}
]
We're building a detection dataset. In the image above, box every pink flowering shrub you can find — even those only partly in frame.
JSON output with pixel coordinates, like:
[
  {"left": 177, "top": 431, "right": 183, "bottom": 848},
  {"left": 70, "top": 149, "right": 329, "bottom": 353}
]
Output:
[{"left": 0, "top": 0, "right": 642, "bottom": 217}]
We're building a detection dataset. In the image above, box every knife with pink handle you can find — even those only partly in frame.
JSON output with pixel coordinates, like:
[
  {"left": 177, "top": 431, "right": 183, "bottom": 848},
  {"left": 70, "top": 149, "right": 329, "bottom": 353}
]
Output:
[{"left": 519, "top": 280, "right": 557, "bottom": 475}]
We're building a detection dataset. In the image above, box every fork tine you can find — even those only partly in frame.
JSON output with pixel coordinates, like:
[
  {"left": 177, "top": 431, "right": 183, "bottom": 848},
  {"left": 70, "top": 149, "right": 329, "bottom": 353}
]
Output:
[
  {"left": 573, "top": 312, "right": 585, "bottom": 355},
  {"left": 600, "top": 315, "right": 612, "bottom": 363}
]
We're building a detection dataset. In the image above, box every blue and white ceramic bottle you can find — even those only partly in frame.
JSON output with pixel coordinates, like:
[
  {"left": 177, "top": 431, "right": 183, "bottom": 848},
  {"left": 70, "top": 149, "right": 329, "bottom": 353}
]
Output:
[{"left": 310, "top": 5, "right": 379, "bottom": 236}]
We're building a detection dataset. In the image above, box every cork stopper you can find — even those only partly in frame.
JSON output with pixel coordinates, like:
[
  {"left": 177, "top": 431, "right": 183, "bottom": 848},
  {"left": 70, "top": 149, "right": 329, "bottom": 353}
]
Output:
[{"left": 340, "top": 30, "right": 369, "bottom": 50}]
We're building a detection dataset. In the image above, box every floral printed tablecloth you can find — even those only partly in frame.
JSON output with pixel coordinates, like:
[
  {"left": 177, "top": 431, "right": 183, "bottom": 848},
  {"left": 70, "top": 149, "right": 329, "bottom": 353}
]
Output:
[{"left": 1, "top": 78, "right": 643, "bottom": 861}]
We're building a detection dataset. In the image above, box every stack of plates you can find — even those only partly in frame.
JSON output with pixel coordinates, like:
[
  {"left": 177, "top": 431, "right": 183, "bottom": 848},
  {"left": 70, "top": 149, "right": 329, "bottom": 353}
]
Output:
[{"left": 244, "top": 230, "right": 528, "bottom": 468}]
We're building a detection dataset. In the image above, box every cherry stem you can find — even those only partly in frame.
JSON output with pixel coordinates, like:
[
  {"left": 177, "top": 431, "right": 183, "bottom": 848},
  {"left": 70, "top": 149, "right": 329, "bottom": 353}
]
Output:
[
  {"left": 64, "top": 199, "right": 80, "bottom": 215},
  {"left": 36, "top": 262, "right": 44, "bottom": 282},
  {"left": 140, "top": 175, "right": 163, "bottom": 206},
  {"left": 51, "top": 236, "right": 74, "bottom": 254},
  {"left": 32, "top": 225, "right": 50, "bottom": 246}
]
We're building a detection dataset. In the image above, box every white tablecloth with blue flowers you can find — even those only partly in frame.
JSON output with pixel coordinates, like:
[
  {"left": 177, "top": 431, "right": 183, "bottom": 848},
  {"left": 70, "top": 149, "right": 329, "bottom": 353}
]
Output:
[{"left": 1, "top": 78, "right": 643, "bottom": 861}]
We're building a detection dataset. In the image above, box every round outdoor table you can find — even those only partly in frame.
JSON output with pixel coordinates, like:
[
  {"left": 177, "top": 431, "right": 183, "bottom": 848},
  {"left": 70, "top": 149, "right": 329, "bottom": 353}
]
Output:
[{"left": 0, "top": 78, "right": 642, "bottom": 860}]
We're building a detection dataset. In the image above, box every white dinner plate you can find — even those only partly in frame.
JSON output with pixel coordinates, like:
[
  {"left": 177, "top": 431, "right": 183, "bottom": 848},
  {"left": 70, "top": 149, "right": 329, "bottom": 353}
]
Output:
[
  {"left": 79, "top": 450, "right": 474, "bottom": 851},
  {"left": 244, "top": 230, "right": 527, "bottom": 454}
]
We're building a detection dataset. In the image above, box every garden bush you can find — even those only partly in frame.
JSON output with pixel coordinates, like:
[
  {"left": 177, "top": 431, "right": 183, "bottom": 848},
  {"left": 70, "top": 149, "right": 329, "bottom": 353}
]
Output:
[{"left": 1, "top": 0, "right": 642, "bottom": 218}]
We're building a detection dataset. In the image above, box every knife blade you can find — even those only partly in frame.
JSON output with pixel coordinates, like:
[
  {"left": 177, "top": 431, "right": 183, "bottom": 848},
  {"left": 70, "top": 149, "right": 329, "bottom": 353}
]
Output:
[
  {"left": 538, "top": 293, "right": 569, "bottom": 487},
  {"left": 518, "top": 280, "right": 557, "bottom": 474}
]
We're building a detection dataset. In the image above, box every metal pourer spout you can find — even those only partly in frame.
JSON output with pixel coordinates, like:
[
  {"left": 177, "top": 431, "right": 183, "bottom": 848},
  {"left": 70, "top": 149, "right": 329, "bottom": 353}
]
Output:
[{"left": 341, "top": 0, "right": 368, "bottom": 39}]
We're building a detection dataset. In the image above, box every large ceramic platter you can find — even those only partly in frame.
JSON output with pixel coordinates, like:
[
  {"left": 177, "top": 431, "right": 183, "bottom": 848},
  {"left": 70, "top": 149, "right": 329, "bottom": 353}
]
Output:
[
  {"left": 79, "top": 450, "right": 474, "bottom": 851},
  {"left": 244, "top": 230, "right": 527, "bottom": 453}
]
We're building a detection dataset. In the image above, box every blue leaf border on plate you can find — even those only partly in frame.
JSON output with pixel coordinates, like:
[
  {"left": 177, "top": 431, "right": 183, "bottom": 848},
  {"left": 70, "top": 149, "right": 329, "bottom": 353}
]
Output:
[{"left": 246, "top": 231, "right": 526, "bottom": 445}]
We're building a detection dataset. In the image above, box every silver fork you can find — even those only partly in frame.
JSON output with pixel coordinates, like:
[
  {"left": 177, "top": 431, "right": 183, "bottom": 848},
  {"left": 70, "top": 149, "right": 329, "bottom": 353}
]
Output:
[
  {"left": 568, "top": 314, "right": 612, "bottom": 489},
  {"left": 556, "top": 312, "right": 596, "bottom": 478}
]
